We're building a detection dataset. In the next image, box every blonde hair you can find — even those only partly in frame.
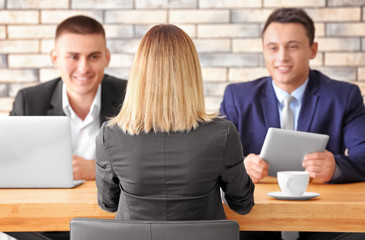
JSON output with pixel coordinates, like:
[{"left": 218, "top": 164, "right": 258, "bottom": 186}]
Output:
[{"left": 110, "top": 24, "right": 216, "bottom": 134}]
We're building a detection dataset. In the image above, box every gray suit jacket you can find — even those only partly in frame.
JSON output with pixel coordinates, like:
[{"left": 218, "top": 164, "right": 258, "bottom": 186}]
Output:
[
  {"left": 10, "top": 74, "right": 127, "bottom": 124},
  {"left": 96, "top": 118, "right": 255, "bottom": 221}
]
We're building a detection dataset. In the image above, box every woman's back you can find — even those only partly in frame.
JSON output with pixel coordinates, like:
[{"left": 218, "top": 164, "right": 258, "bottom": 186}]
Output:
[{"left": 96, "top": 118, "right": 254, "bottom": 220}]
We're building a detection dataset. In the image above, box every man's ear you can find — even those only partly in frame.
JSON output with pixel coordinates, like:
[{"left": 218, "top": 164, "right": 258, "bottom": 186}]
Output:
[
  {"left": 50, "top": 49, "right": 58, "bottom": 66},
  {"left": 105, "top": 48, "right": 111, "bottom": 67},
  {"left": 310, "top": 42, "right": 318, "bottom": 59}
]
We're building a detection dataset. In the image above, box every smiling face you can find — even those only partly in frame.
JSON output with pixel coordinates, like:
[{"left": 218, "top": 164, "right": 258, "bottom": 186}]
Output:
[
  {"left": 263, "top": 22, "right": 318, "bottom": 93},
  {"left": 51, "top": 33, "right": 110, "bottom": 100}
]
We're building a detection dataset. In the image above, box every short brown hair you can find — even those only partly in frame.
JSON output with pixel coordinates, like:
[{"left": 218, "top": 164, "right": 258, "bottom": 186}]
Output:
[
  {"left": 55, "top": 15, "right": 105, "bottom": 39},
  {"left": 262, "top": 8, "right": 315, "bottom": 45}
]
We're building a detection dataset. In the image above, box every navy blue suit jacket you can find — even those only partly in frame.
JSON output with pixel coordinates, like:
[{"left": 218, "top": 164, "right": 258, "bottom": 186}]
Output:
[{"left": 220, "top": 70, "right": 365, "bottom": 183}]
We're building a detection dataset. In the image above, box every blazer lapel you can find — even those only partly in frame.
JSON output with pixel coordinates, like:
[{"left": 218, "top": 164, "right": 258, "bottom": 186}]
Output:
[
  {"left": 47, "top": 80, "right": 65, "bottom": 116},
  {"left": 260, "top": 79, "right": 281, "bottom": 128},
  {"left": 297, "top": 71, "right": 319, "bottom": 132},
  {"left": 99, "top": 77, "right": 120, "bottom": 125}
]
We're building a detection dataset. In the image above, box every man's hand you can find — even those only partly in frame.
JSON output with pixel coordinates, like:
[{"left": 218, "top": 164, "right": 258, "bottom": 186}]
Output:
[
  {"left": 243, "top": 153, "right": 269, "bottom": 183},
  {"left": 302, "top": 150, "right": 335, "bottom": 183},
  {"left": 72, "top": 155, "right": 96, "bottom": 180}
]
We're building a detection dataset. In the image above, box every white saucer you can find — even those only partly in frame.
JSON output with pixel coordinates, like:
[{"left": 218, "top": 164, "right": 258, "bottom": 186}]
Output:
[{"left": 267, "top": 192, "right": 320, "bottom": 200}]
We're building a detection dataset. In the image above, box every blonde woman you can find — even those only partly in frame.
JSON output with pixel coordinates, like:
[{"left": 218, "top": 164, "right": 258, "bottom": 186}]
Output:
[{"left": 96, "top": 24, "right": 254, "bottom": 221}]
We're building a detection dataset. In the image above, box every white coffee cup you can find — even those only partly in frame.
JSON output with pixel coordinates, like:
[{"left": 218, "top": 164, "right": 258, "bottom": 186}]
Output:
[{"left": 277, "top": 171, "right": 309, "bottom": 196}]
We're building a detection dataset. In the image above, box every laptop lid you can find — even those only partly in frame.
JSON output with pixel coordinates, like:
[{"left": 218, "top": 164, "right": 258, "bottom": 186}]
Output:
[
  {"left": 260, "top": 128, "right": 330, "bottom": 176},
  {"left": 0, "top": 116, "right": 83, "bottom": 188}
]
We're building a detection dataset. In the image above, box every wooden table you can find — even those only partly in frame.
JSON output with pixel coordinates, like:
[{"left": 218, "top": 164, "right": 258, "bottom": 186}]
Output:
[
  {"left": 0, "top": 179, "right": 364, "bottom": 232},
  {"left": 0, "top": 181, "right": 114, "bottom": 232},
  {"left": 225, "top": 177, "right": 365, "bottom": 232}
]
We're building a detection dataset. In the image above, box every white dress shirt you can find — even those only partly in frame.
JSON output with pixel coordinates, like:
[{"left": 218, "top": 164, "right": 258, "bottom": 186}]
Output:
[
  {"left": 272, "top": 79, "right": 308, "bottom": 130},
  {"left": 62, "top": 84, "right": 101, "bottom": 160}
]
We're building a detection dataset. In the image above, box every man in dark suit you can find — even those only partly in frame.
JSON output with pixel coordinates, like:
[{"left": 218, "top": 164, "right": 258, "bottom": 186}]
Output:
[
  {"left": 10, "top": 15, "right": 127, "bottom": 181},
  {"left": 221, "top": 7, "right": 365, "bottom": 240}
]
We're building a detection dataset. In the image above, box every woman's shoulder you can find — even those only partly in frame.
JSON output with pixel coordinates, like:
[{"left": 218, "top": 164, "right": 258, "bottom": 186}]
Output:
[{"left": 198, "top": 117, "right": 237, "bottom": 135}]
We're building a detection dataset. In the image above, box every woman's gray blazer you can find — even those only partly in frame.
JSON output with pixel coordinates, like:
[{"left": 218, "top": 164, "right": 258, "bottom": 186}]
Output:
[{"left": 96, "top": 118, "right": 254, "bottom": 220}]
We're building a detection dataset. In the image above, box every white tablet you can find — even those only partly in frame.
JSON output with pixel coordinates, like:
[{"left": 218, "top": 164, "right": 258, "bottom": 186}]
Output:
[{"left": 260, "top": 127, "right": 329, "bottom": 176}]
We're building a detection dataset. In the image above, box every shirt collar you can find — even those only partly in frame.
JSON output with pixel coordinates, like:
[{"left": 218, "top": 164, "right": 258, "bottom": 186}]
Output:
[
  {"left": 62, "top": 83, "right": 102, "bottom": 120},
  {"left": 272, "top": 79, "right": 309, "bottom": 105}
]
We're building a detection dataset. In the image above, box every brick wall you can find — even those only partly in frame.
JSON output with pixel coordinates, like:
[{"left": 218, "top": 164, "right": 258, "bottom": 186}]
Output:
[{"left": 0, "top": 0, "right": 364, "bottom": 115}]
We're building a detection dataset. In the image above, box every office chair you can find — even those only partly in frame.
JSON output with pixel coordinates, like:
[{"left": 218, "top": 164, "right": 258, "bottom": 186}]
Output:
[{"left": 70, "top": 218, "right": 239, "bottom": 240}]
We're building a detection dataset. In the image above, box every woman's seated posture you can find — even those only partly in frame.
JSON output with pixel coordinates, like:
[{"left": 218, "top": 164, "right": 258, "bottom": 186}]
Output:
[{"left": 96, "top": 24, "right": 254, "bottom": 220}]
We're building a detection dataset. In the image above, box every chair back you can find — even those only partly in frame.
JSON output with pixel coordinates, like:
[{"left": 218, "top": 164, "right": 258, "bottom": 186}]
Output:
[{"left": 70, "top": 218, "right": 239, "bottom": 240}]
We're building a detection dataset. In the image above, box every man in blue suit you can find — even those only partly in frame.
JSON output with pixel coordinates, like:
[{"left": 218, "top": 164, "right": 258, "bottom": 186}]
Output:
[
  {"left": 221, "top": 8, "right": 365, "bottom": 186},
  {"left": 221, "top": 7, "right": 365, "bottom": 240}
]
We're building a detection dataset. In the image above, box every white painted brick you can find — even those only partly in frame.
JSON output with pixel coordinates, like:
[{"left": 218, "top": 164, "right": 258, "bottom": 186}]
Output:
[
  {"left": 0, "top": 69, "right": 38, "bottom": 82},
  {"left": 0, "top": 55, "right": 7, "bottom": 67},
  {"left": 105, "top": 10, "right": 167, "bottom": 24},
  {"left": 199, "top": 53, "right": 259, "bottom": 67},
  {"left": 204, "top": 82, "right": 228, "bottom": 96},
  {"left": 306, "top": 8, "right": 361, "bottom": 22},
  {"left": 232, "top": 38, "right": 262, "bottom": 53},
  {"left": 229, "top": 68, "right": 269, "bottom": 82},
  {"left": 0, "top": 97, "right": 14, "bottom": 111},
  {"left": 327, "top": 23, "right": 365, "bottom": 36},
  {"left": 135, "top": 24, "right": 196, "bottom": 38},
  {"left": 105, "top": 68, "right": 130, "bottom": 80},
  {"left": 200, "top": 0, "right": 261, "bottom": 8},
  {"left": 72, "top": 0, "right": 133, "bottom": 9},
  {"left": 8, "top": 0, "right": 69, "bottom": 9},
  {"left": 0, "top": 84, "right": 7, "bottom": 97},
  {"left": 170, "top": 10, "right": 229, "bottom": 24},
  {"left": 313, "top": 67, "right": 356, "bottom": 81},
  {"left": 8, "top": 54, "right": 52, "bottom": 68},
  {"left": 8, "top": 26, "right": 55, "bottom": 39},
  {"left": 204, "top": 96, "right": 222, "bottom": 113},
  {"left": 232, "top": 9, "right": 273, "bottom": 23},
  {"left": 41, "top": 11, "right": 103, "bottom": 24},
  {"left": 198, "top": 24, "right": 259, "bottom": 38},
  {"left": 325, "top": 53, "right": 365, "bottom": 66},
  {"left": 359, "top": 68, "right": 365, "bottom": 81},
  {"left": 108, "top": 54, "right": 134, "bottom": 68},
  {"left": 315, "top": 23, "right": 325, "bottom": 37},
  {"left": 41, "top": 39, "right": 53, "bottom": 53},
  {"left": 201, "top": 68, "right": 227, "bottom": 82},
  {"left": 308, "top": 53, "right": 323, "bottom": 67},
  {"left": 316, "top": 38, "right": 360, "bottom": 51},
  {"left": 0, "top": 26, "right": 6, "bottom": 39},
  {"left": 0, "top": 40, "right": 39, "bottom": 53},
  {"left": 39, "top": 68, "right": 59, "bottom": 82},
  {"left": 328, "top": 0, "right": 365, "bottom": 6},
  {"left": 193, "top": 39, "right": 230, "bottom": 53},
  {"left": 107, "top": 39, "right": 140, "bottom": 53},
  {"left": 136, "top": 0, "right": 197, "bottom": 8},
  {"left": 0, "top": 11, "right": 38, "bottom": 24},
  {"left": 264, "top": 0, "right": 325, "bottom": 7},
  {"left": 104, "top": 25, "right": 134, "bottom": 38},
  {"left": 9, "top": 83, "right": 37, "bottom": 97}
]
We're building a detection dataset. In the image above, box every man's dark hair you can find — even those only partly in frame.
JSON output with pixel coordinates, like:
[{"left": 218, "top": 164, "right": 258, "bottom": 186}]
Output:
[
  {"left": 55, "top": 15, "right": 105, "bottom": 39},
  {"left": 262, "top": 8, "right": 315, "bottom": 45}
]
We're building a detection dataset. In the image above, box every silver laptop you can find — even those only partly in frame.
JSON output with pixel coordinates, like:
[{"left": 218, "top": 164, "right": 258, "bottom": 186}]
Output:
[
  {"left": 260, "top": 127, "right": 329, "bottom": 176},
  {"left": 0, "top": 116, "right": 84, "bottom": 188}
]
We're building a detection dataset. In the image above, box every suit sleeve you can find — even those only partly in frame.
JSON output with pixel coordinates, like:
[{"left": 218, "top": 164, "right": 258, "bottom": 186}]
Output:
[
  {"left": 331, "top": 85, "right": 365, "bottom": 183},
  {"left": 220, "top": 85, "right": 239, "bottom": 129},
  {"left": 220, "top": 121, "right": 255, "bottom": 215},
  {"left": 9, "top": 90, "right": 25, "bottom": 116},
  {"left": 95, "top": 123, "right": 121, "bottom": 212}
]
